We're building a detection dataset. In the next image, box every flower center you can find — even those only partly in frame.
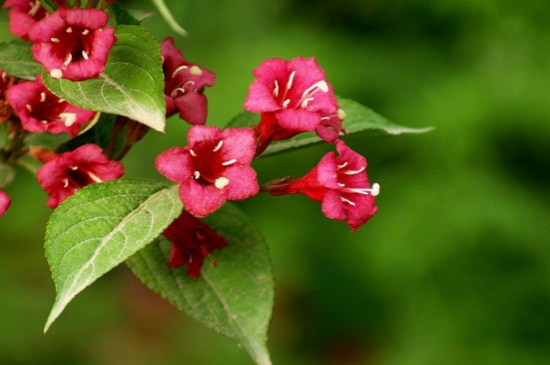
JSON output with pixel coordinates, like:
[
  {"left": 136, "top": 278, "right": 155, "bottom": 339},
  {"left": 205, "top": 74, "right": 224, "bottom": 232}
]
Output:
[
  {"left": 273, "top": 69, "right": 330, "bottom": 109},
  {"left": 188, "top": 140, "right": 237, "bottom": 190},
  {"left": 62, "top": 165, "right": 102, "bottom": 191}
]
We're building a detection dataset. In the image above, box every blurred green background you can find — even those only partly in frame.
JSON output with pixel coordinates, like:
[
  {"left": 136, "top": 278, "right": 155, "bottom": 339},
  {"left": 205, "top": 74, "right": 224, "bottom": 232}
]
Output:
[{"left": 1, "top": 0, "right": 550, "bottom": 364}]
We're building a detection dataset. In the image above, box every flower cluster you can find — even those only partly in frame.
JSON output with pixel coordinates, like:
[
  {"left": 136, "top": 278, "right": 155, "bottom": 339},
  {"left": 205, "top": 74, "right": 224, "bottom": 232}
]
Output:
[
  {"left": 1, "top": 2, "right": 379, "bottom": 279},
  {"left": 154, "top": 57, "right": 379, "bottom": 276}
]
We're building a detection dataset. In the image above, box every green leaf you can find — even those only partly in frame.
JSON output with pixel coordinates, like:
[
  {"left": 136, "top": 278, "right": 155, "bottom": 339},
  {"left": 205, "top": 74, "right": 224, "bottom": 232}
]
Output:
[
  {"left": 44, "top": 179, "right": 183, "bottom": 332},
  {"left": 227, "top": 97, "right": 433, "bottom": 157},
  {"left": 43, "top": 25, "right": 166, "bottom": 132},
  {"left": 0, "top": 40, "right": 42, "bottom": 80},
  {"left": 150, "top": 0, "right": 188, "bottom": 36},
  {"left": 127, "top": 203, "right": 273, "bottom": 365}
]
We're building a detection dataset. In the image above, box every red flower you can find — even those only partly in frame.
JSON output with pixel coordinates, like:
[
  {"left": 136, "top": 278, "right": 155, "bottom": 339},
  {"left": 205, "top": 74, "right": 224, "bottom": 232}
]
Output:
[
  {"left": 156, "top": 125, "right": 259, "bottom": 218},
  {"left": 264, "top": 141, "right": 379, "bottom": 231},
  {"left": 28, "top": 8, "right": 116, "bottom": 81},
  {"left": 243, "top": 57, "right": 345, "bottom": 153},
  {"left": 161, "top": 37, "right": 216, "bottom": 125},
  {"left": 164, "top": 210, "right": 229, "bottom": 279},
  {"left": 2, "top": 0, "right": 48, "bottom": 40},
  {"left": 37, "top": 143, "right": 124, "bottom": 208},
  {"left": 0, "top": 190, "right": 11, "bottom": 217},
  {"left": 6, "top": 75, "right": 96, "bottom": 136}
]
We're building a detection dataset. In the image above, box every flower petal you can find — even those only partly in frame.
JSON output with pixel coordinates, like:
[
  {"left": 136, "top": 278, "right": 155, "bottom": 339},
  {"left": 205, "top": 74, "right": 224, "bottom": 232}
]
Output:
[
  {"left": 179, "top": 180, "right": 226, "bottom": 218},
  {"left": 155, "top": 147, "right": 193, "bottom": 183},
  {"left": 223, "top": 166, "right": 259, "bottom": 200}
]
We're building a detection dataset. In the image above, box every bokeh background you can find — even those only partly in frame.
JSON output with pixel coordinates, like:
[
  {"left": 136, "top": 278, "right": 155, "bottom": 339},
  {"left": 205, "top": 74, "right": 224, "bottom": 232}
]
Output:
[{"left": 1, "top": 0, "right": 550, "bottom": 364}]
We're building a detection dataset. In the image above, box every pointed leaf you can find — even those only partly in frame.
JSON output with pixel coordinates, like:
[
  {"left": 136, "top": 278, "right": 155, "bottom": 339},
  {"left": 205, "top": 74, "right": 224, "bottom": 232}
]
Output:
[
  {"left": 127, "top": 203, "right": 273, "bottom": 365},
  {"left": 44, "top": 179, "right": 183, "bottom": 332},
  {"left": 43, "top": 25, "right": 166, "bottom": 132},
  {"left": 0, "top": 40, "right": 41, "bottom": 80},
  {"left": 227, "top": 97, "right": 433, "bottom": 156}
]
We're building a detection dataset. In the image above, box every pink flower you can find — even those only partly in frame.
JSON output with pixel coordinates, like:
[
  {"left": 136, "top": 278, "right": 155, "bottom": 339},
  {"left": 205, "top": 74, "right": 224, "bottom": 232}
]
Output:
[
  {"left": 243, "top": 57, "right": 345, "bottom": 153},
  {"left": 0, "top": 190, "right": 11, "bottom": 217},
  {"left": 28, "top": 8, "right": 116, "bottom": 81},
  {"left": 2, "top": 0, "right": 48, "bottom": 40},
  {"left": 37, "top": 143, "right": 124, "bottom": 208},
  {"left": 164, "top": 210, "right": 229, "bottom": 279},
  {"left": 156, "top": 125, "right": 259, "bottom": 218},
  {"left": 161, "top": 37, "right": 216, "bottom": 125},
  {"left": 6, "top": 75, "right": 96, "bottom": 136},
  {"left": 264, "top": 141, "right": 379, "bottom": 231}
]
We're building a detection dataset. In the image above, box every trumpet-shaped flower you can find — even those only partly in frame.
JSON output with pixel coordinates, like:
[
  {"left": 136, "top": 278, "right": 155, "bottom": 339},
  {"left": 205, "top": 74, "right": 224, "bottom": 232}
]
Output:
[
  {"left": 243, "top": 57, "right": 345, "bottom": 153},
  {"left": 161, "top": 37, "right": 216, "bottom": 125},
  {"left": 264, "top": 141, "right": 378, "bottom": 231},
  {"left": 164, "top": 211, "right": 229, "bottom": 279},
  {"left": 37, "top": 143, "right": 124, "bottom": 208},
  {"left": 6, "top": 76, "right": 96, "bottom": 136},
  {"left": 28, "top": 8, "right": 116, "bottom": 81},
  {"left": 156, "top": 125, "right": 259, "bottom": 218},
  {"left": 3, "top": 0, "right": 48, "bottom": 39}
]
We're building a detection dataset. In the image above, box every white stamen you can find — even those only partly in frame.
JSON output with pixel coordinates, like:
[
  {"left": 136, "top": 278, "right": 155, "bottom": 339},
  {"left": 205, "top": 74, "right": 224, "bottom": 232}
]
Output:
[
  {"left": 338, "top": 183, "right": 346, "bottom": 187},
  {"left": 212, "top": 140, "right": 223, "bottom": 152},
  {"left": 189, "top": 65, "right": 203, "bottom": 75},
  {"left": 81, "top": 50, "right": 89, "bottom": 60},
  {"left": 82, "top": 29, "right": 90, "bottom": 35},
  {"left": 183, "top": 80, "right": 196, "bottom": 90},
  {"left": 40, "top": 92, "right": 46, "bottom": 102},
  {"left": 273, "top": 80, "right": 279, "bottom": 97},
  {"left": 63, "top": 178, "right": 69, "bottom": 188},
  {"left": 344, "top": 166, "right": 365, "bottom": 175},
  {"left": 341, "top": 183, "right": 380, "bottom": 197},
  {"left": 221, "top": 159, "right": 237, "bottom": 166},
  {"left": 87, "top": 171, "right": 103, "bottom": 183},
  {"left": 301, "top": 97, "right": 314, "bottom": 108},
  {"left": 171, "top": 65, "right": 188, "bottom": 78},
  {"left": 25, "top": 104, "right": 32, "bottom": 112},
  {"left": 193, "top": 171, "right": 200, "bottom": 179},
  {"left": 215, "top": 177, "right": 230, "bottom": 189},
  {"left": 50, "top": 69, "right": 63, "bottom": 79},
  {"left": 285, "top": 70, "right": 296, "bottom": 92},
  {"left": 282, "top": 99, "right": 291, "bottom": 108},
  {"left": 60, "top": 112, "right": 77, "bottom": 127},
  {"left": 371, "top": 183, "right": 380, "bottom": 196},
  {"left": 340, "top": 197, "right": 356, "bottom": 206},
  {"left": 1, "top": 72, "right": 7, "bottom": 81},
  {"left": 58, "top": 98, "right": 65, "bottom": 103},
  {"left": 28, "top": 1, "right": 41, "bottom": 17},
  {"left": 40, "top": 120, "right": 48, "bottom": 124},
  {"left": 189, "top": 149, "right": 197, "bottom": 157},
  {"left": 63, "top": 53, "right": 72, "bottom": 66},
  {"left": 66, "top": 27, "right": 73, "bottom": 33},
  {"left": 170, "top": 87, "right": 186, "bottom": 97},
  {"left": 337, "top": 162, "right": 348, "bottom": 170},
  {"left": 50, "top": 37, "right": 60, "bottom": 43},
  {"left": 337, "top": 108, "right": 346, "bottom": 120},
  {"left": 70, "top": 166, "right": 78, "bottom": 170}
]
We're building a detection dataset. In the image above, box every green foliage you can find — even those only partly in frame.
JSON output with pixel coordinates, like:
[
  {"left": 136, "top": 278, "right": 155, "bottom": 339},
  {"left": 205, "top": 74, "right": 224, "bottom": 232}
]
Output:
[
  {"left": 127, "top": 203, "right": 273, "bottom": 365},
  {"left": 43, "top": 25, "right": 166, "bottom": 132},
  {"left": 0, "top": 40, "right": 41, "bottom": 80},
  {"left": 228, "top": 97, "right": 432, "bottom": 156},
  {"left": 44, "top": 179, "right": 183, "bottom": 331}
]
